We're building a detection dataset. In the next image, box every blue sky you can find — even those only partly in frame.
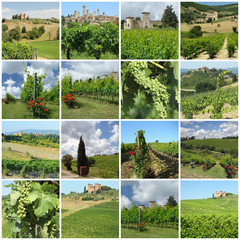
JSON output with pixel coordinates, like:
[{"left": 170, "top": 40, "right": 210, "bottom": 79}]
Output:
[
  {"left": 181, "top": 121, "right": 238, "bottom": 139},
  {"left": 121, "top": 180, "right": 178, "bottom": 209},
  {"left": 197, "top": 2, "right": 238, "bottom": 6},
  {"left": 61, "top": 61, "right": 118, "bottom": 82},
  {"left": 2, "top": 121, "right": 59, "bottom": 134},
  {"left": 2, "top": 61, "right": 59, "bottom": 99},
  {"left": 61, "top": 121, "right": 119, "bottom": 157},
  {"left": 121, "top": 121, "right": 178, "bottom": 143},
  {"left": 181, "top": 180, "right": 238, "bottom": 200},
  {"left": 2, "top": 2, "right": 59, "bottom": 19},
  {"left": 62, "top": 2, "right": 119, "bottom": 17},
  {"left": 61, "top": 180, "right": 119, "bottom": 194},
  {"left": 181, "top": 61, "right": 238, "bottom": 70}
]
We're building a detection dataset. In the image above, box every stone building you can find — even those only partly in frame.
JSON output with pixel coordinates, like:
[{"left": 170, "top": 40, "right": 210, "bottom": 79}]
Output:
[
  {"left": 64, "top": 5, "right": 118, "bottom": 26},
  {"left": 124, "top": 12, "right": 162, "bottom": 30},
  {"left": 14, "top": 131, "right": 26, "bottom": 136},
  {"left": 206, "top": 10, "right": 218, "bottom": 21},
  {"left": 149, "top": 201, "right": 156, "bottom": 209},
  {"left": 215, "top": 191, "right": 226, "bottom": 198},
  {"left": 15, "top": 13, "right": 27, "bottom": 20},
  {"left": 88, "top": 183, "right": 101, "bottom": 193}
]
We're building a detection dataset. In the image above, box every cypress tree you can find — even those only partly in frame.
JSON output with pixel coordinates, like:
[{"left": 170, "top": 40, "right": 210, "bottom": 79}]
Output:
[{"left": 77, "top": 136, "right": 88, "bottom": 175}]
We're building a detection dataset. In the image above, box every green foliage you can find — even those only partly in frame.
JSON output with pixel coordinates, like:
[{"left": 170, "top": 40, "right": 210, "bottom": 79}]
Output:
[
  {"left": 2, "top": 24, "right": 8, "bottom": 32},
  {"left": 121, "top": 29, "right": 178, "bottom": 59},
  {"left": 20, "top": 68, "right": 45, "bottom": 102},
  {"left": 22, "top": 26, "right": 26, "bottom": 33},
  {"left": 62, "top": 22, "right": 119, "bottom": 59},
  {"left": 121, "top": 204, "right": 178, "bottom": 225},
  {"left": 121, "top": 61, "right": 178, "bottom": 119},
  {"left": 149, "top": 142, "right": 178, "bottom": 157},
  {"left": 181, "top": 33, "right": 225, "bottom": 59},
  {"left": 61, "top": 74, "right": 72, "bottom": 95},
  {"left": 3, "top": 181, "right": 59, "bottom": 238},
  {"left": 3, "top": 133, "right": 59, "bottom": 148},
  {"left": 2, "top": 159, "right": 59, "bottom": 176},
  {"left": 161, "top": 5, "right": 178, "bottom": 28},
  {"left": 227, "top": 33, "right": 238, "bottom": 57},
  {"left": 62, "top": 202, "right": 119, "bottom": 238},
  {"left": 40, "top": 81, "right": 59, "bottom": 103},
  {"left": 181, "top": 215, "right": 238, "bottom": 238},
  {"left": 188, "top": 26, "right": 203, "bottom": 38},
  {"left": 9, "top": 26, "right": 22, "bottom": 41},
  {"left": 6, "top": 93, "right": 17, "bottom": 102},
  {"left": 62, "top": 154, "right": 73, "bottom": 170}
]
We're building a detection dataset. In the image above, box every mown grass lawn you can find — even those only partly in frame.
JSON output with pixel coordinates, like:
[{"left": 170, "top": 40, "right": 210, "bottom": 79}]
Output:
[
  {"left": 61, "top": 96, "right": 119, "bottom": 119},
  {"left": 30, "top": 40, "right": 59, "bottom": 59},
  {"left": 121, "top": 225, "right": 178, "bottom": 238},
  {"left": 2, "top": 101, "right": 59, "bottom": 119}
]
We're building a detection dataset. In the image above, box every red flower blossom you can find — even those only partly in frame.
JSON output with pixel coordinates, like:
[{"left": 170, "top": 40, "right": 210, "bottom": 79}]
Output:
[
  {"left": 128, "top": 166, "right": 132, "bottom": 169},
  {"left": 40, "top": 98, "right": 44, "bottom": 101}
]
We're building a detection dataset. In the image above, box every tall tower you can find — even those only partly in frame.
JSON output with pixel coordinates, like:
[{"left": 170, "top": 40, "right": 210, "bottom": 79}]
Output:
[
  {"left": 97, "top": 8, "right": 99, "bottom": 16},
  {"left": 112, "top": 72, "right": 118, "bottom": 82},
  {"left": 78, "top": 11, "right": 80, "bottom": 17},
  {"left": 149, "top": 201, "right": 155, "bottom": 209},
  {"left": 83, "top": 5, "right": 86, "bottom": 16},
  {"left": 86, "top": 10, "right": 89, "bottom": 17},
  {"left": 142, "top": 12, "right": 150, "bottom": 28},
  {"left": 103, "top": 12, "right": 105, "bottom": 16},
  {"left": 94, "top": 11, "right": 96, "bottom": 16},
  {"left": 74, "top": 11, "right": 78, "bottom": 18}
]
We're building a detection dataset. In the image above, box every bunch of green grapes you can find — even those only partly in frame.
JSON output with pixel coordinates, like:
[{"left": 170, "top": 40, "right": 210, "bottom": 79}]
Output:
[
  {"left": 16, "top": 182, "right": 31, "bottom": 220},
  {"left": 127, "top": 61, "right": 169, "bottom": 118},
  {"left": 47, "top": 199, "right": 60, "bottom": 238}
]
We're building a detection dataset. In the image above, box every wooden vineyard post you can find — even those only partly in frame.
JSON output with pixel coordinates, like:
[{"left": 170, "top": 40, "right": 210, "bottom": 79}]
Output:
[
  {"left": 33, "top": 73, "right": 37, "bottom": 100},
  {"left": 137, "top": 131, "right": 140, "bottom": 149},
  {"left": 217, "top": 85, "right": 218, "bottom": 100},
  {"left": 231, "top": 157, "right": 233, "bottom": 167}
]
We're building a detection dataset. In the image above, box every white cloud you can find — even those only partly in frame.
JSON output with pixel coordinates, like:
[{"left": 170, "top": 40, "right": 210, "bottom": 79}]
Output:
[
  {"left": 61, "top": 61, "right": 119, "bottom": 82},
  {"left": 109, "top": 125, "right": 119, "bottom": 143},
  {"left": 61, "top": 121, "right": 119, "bottom": 157},
  {"left": 131, "top": 181, "right": 178, "bottom": 206},
  {"left": 181, "top": 122, "right": 238, "bottom": 139},
  {"left": 121, "top": 195, "right": 132, "bottom": 210},
  {"left": 121, "top": 2, "right": 179, "bottom": 21},
  {"left": 2, "top": 78, "right": 21, "bottom": 99}
]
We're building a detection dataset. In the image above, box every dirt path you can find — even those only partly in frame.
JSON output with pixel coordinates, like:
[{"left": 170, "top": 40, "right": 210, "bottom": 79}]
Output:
[
  {"left": 215, "top": 36, "right": 228, "bottom": 59},
  {"left": 148, "top": 146, "right": 178, "bottom": 178},
  {"left": 61, "top": 169, "right": 97, "bottom": 179}
]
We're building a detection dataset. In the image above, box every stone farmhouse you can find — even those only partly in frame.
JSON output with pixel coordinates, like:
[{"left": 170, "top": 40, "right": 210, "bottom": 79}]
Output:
[
  {"left": 215, "top": 191, "right": 226, "bottom": 198},
  {"left": 64, "top": 5, "right": 118, "bottom": 26},
  {"left": 14, "top": 131, "right": 26, "bottom": 136},
  {"left": 88, "top": 183, "right": 101, "bottom": 193},
  {"left": 139, "top": 201, "right": 156, "bottom": 210},
  {"left": 124, "top": 12, "right": 162, "bottom": 30},
  {"left": 16, "top": 13, "right": 28, "bottom": 20},
  {"left": 206, "top": 10, "right": 218, "bottom": 21}
]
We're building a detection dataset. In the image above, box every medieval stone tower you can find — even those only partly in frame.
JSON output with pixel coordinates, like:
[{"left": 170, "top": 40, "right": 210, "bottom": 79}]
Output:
[
  {"left": 139, "top": 204, "right": 145, "bottom": 210},
  {"left": 88, "top": 183, "right": 101, "bottom": 193},
  {"left": 126, "top": 17, "right": 134, "bottom": 29},
  {"left": 142, "top": 12, "right": 150, "bottom": 28},
  {"left": 149, "top": 201, "right": 156, "bottom": 209},
  {"left": 83, "top": 5, "right": 86, "bottom": 16},
  {"left": 215, "top": 191, "right": 226, "bottom": 198}
]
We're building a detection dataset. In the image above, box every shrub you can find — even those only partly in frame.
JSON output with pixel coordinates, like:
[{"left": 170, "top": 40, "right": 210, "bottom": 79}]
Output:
[
  {"left": 62, "top": 154, "right": 74, "bottom": 170},
  {"left": 6, "top": 92, "right": 16, "bottom": 102},
  {"left": 232, "top": 27, "right": 237, "bottom": 33},
  {"left": 38, "top": 25, "right": 45, "bottom": 35},
  {"left": 9, "top": 26, "right": 22, "bottom": 41},
  {"left": 2, "top": 25, "right": 8, "bottom": 32},
  {"left": 188, "top": 26, "right": 203, "bottom": 38},
  {"left": 22, "top": 26, "right": 26, "bottom": 33},
  {"left": 27, "top": 97, "right": 49, "bottom": 118},
  {"left": 62, "top": 93, "right": 78, "bottom": 108}
]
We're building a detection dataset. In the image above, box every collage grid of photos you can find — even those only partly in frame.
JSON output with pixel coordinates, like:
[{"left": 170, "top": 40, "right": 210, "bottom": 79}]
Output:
[{"left": 0, "top": 0, "right": 239, "bottom": 239}]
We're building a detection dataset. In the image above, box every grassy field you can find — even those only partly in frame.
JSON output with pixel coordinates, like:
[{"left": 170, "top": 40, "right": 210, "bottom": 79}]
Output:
[
  {"left": 121, "top": 225, "right": 178, "bottom": 238},
  {"left": 3, "top": 20, "right": 59, "bottom": 59},
  {"left": 62, "top": 154, "right": 119, "bottom": 178},
  {"left": 181, "top": 19, "right": 238, "bottom": 34},
  {"left": 61, "top": 51, "right": 118, "bottom": 59},
  {"left": 182, "top": 138, "right": 238, "bottom": 154},
  {"left": 30, "top": 40, "right": 59, "bottom": 59},
  {"left": 62, "top": 96, "right": 119, "bottom": 119},
  {"left": 61, "top": 201, "right": 119, "bottom": 238},
  {"left": 181, "top": 163, "right": 228, "bottom": 179},
  {"left": 181, "top": 195, "right": 238, "bottom": 216},
  {"left": 3, "top": 142, "right": 59, "bottom": 160},
  {"left": 2, "top": 101, "right": 59, "bottom": 119}
]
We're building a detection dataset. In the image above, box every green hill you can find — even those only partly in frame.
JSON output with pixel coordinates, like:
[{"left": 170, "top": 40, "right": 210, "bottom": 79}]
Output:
[
  {"left": 62, "top": 201, "right": 119, "bottom": 238},
  {"left": 181, "top": 195, "right": 238, "bottom": 216}
]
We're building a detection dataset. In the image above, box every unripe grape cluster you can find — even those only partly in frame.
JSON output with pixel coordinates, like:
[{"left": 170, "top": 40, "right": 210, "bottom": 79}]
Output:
[
  {"left": 17, "top": 182, "right": 31, "bottom": 220},
  {"left": 127, "top": 61, "right": 169, "bottom": 118}
]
